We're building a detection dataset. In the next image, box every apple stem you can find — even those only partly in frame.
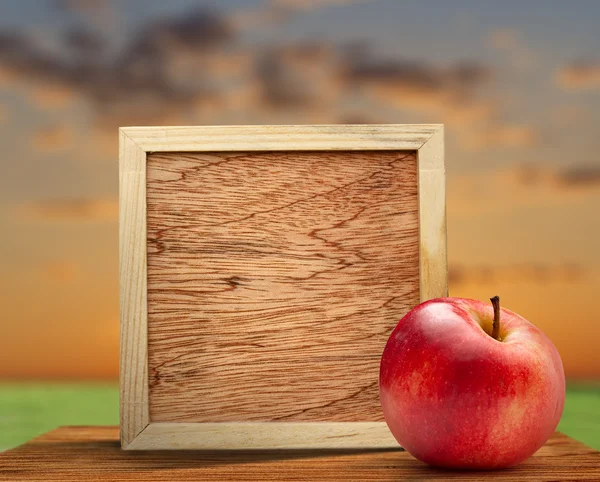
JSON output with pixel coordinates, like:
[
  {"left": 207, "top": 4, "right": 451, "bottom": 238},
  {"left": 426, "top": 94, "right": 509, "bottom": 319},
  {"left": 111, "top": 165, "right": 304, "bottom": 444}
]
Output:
[{"left": 490, "top": 296, "right": 501, "bottom": 341}]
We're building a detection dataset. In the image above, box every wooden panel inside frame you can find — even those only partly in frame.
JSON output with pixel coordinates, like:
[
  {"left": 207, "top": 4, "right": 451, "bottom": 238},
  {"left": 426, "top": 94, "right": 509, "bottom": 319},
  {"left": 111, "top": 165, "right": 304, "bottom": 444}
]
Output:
[{"left": 146, "top": 150, "right": 420, "bottom": 423}]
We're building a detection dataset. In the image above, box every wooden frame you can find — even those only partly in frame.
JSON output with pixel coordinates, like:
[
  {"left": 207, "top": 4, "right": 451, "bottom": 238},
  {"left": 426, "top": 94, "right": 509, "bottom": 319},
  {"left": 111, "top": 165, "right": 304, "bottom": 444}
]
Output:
[{"left": 119, "top": 125, "right": 447, "bottom": 450}]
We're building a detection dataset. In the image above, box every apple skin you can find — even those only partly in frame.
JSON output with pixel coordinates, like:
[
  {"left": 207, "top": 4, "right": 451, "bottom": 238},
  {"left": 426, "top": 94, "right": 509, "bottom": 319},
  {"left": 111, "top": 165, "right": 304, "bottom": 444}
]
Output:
[{"left": 379, "top": 297, "right": 565, "bottom": 469}]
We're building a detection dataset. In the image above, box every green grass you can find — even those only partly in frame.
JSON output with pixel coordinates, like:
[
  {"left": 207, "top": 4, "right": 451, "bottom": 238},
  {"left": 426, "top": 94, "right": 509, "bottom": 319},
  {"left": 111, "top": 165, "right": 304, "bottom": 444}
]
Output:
[
  {"left": 0, "top": 382, "right": 598, "bottom": 451},
  {"left": 557, "top": 383, "right": 600, "bottom": 450},
  {"left": 0, "top": 383, "right": 119, "bottom": 451}
]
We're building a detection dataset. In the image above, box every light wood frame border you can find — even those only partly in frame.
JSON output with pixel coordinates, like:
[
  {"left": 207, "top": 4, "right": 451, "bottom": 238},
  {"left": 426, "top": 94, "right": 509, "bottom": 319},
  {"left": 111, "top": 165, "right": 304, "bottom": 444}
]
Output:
[{"left": 119, "top": 124, "right": 447, "bottom": 450}]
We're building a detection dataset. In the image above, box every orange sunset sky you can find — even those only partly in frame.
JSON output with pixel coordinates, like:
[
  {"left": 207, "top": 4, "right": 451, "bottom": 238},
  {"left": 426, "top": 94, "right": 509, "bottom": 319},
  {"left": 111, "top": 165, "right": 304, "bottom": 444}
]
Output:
[{"left": 1, "top": 0, "right": 599, "bottom": 380}]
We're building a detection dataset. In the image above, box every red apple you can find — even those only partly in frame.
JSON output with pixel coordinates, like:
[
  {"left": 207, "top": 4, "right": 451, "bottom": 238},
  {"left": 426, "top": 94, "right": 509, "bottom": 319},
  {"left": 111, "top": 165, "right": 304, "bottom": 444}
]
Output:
[{"left": 379, "top": 296, "right": 565, "bottom": 469}]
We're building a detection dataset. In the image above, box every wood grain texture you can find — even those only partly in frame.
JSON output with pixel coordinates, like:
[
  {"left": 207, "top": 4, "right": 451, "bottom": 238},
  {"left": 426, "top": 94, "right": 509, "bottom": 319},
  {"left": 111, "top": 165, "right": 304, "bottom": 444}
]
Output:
[
  {"left": 119, "top": 131, "right": 149, "bottom": 448},
  {"left": 146, "top": 150, "right": 420, "bottom": 423},
  {"left": 127, "top": 422, "right": 397, "bottom": 450},
  {"left": 417, "top": 126, "right": 448, "bottom": 301},
  {"left": 2, "top": 427, "right": 599, "bottom": 481},
  {"left": 120, "top": 124, "right": 442, "bottom": 152}
]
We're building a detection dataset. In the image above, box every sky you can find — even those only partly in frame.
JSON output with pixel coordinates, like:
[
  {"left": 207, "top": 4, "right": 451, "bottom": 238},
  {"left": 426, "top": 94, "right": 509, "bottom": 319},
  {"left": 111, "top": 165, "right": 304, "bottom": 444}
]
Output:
[{"left": 0, "top": 0, "right": 599, "bottom": 379}]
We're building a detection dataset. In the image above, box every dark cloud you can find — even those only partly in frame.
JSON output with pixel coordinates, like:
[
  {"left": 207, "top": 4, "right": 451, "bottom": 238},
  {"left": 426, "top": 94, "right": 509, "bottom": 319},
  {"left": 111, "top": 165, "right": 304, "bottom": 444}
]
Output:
[
  {"left": 105, "top": 9, "right": 233, "bottom": 112},
  {"left": 255, "top": 43, "right": 335, "bottom": 108},
  {"left": 341, "top": 54, "right": 490, "bottom": 94},
  {"left": 52, "top": 0, "right": 118, "bottom": 33},
  {"left": 511, "top": 163, "right": 600, "bottom": 190},
  {"left": 336, "top": 46, "right": 493, "bottom": 129},
  {"left": 0, "top": 6, "right": 491, "bottom": 129},
  {"left": 0, "top": 8, "right": 233, "bottom": 126},
  {"left": 0, "top": 31, "right": 64, "bottom": 82},
  {"left": 514, "top": 163, "right": 545, "bottom": 186},
  {"left": 556, "top": 60, "right": 600, "bottom": 90},
  {"left": 122, "top": 9, "right": 233, "bottom": 67},
  {"left": 250, "top": 40, "right": 491, "bottom": 114},
  {"left": 255, "top": 51, "right": 311, "bottom": 108},
  {"left": 63, "top": 27, "right": 106, "bottom": 55},
  {"left": 555, "top": 165, "right": 600, "bottom": 188}
]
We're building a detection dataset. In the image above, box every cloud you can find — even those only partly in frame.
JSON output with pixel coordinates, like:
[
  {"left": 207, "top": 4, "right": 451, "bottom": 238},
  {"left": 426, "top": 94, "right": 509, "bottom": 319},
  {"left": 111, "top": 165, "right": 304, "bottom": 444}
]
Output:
[
  {"left": 487, "top": 28, "right": 536, "bottom": 70},
  {"left": 0, "top": 5, "right": 493, "bottom": 129},
  {"left": 554, "top": 165, "right": 600, "bottom": 188},
  {"left": 0, "top": 5, "right": 514, "bottom": 145},
  {"left": 341, "top": 54, "right": 490, "bottom": 100},
  {"left": 549, "top": 104, "right": 589, "bottom": 127},
  {"left": 16, "top": 198, "right": 118, "bottom": 222},
  {"left": 337, "top": 48, "right": 496, "bottom": 130},
  {"left": 32, "top": 124, "right": 74, "bottom": 152},
  {"left": 255, "top": 42, "right": 338, "bottom": 109},
  {"left": 52, "top": 0, "right": 118, "bottom": 33},
  {"left": 27, "top": 83, "right": 78, "bottom": 109},
  {"left": 42, "top": 260, "right": 79, "bottom": 283},
  {"left": 447, "top": 162, "right": 600, "bottom": 217},
  {"left": 449, "top": 263, "right": 585, "bottom": 286},
  {"left": 488, "top": 28, "right": 519, "bottom": 50},
  {"left": 62, "top": 26, "right": 106, "bottom": 56},
  {"left": 0, "top": 31, "right": 56, "bottom": 82},
  {"left": 125, "top": 9, "right": 233, "bottom": 59},
  {"left": 555, "top": 60, "right": 600, "bottom": 90},
  {"left": 508, "top": 163, "right": 600, "bottom": 190},
  {"left": 232, "top": 39, "right": 493, "bottom": 126},
  {"left": 0, "top": 8, "right": 234, "bottom": 129}
]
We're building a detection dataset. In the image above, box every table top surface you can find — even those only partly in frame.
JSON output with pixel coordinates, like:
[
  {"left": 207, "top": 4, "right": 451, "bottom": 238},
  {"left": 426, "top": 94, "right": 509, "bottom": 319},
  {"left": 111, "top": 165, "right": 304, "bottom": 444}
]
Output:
[{"left": 0, "top": 426, "right": 598, "bottom": 481}]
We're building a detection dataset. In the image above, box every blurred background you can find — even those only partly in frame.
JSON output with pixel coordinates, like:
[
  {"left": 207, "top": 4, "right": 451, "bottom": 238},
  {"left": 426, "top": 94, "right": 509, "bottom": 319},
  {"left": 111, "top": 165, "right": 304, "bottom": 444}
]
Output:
[{"left": 1, "top": 0, "right": 599, "bottom": 450}]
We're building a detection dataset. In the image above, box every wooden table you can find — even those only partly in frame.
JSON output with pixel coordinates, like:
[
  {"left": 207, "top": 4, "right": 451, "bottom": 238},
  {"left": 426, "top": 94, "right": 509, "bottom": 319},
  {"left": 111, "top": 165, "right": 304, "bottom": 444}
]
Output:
[{"left": 0, "top": 427, "right": 598, "bottom": 481}]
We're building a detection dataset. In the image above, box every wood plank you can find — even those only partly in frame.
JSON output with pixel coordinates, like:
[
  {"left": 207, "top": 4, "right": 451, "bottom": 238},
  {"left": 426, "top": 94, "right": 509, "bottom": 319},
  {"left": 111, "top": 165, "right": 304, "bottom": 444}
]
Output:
[
  {"left": 1, "top": 427, "right": 599, "bottom": 481},
  {"left": 118, "top": 131, "right": 149, "bottom": 448},
  {"left": 120, "top": 124, "right": 441, "bottom": 152},
  {"left": 128, "top": 422, "right": 397, "bottom": 450},
  {"left": 146, "top": 150, "right": 420, "bottom": 423},
  {"left": 417, "top": 126, "right": 448, "bottom": 301}
]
